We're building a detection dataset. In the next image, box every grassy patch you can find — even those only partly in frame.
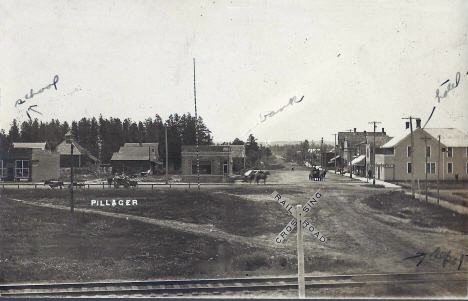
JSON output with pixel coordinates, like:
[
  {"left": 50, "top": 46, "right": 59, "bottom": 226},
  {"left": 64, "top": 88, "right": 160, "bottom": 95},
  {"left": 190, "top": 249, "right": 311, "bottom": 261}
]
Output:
[
  {"left": 0, "top": 197, "right": 279, "bottom": 284},
  {"left": 361, "top": 191, "right": 468, "bottom": 234}
]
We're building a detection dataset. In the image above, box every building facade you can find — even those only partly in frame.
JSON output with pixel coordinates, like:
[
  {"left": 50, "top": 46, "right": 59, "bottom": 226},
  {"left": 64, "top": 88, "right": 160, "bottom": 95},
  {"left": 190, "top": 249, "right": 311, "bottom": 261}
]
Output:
[
  {"left": 338, "top": 128, "right": 392, "bottom": 176},
  {"left": 110, "top": 143, "right": 160, "bottom": 175},
  {"left": 375, "top": 127, "right": 468, "bottom": 181},
  {"left": 181, "top": 145, "right": 233, "bottom": 183},
  {"left": 0, "top": 144, "right": 60, "bottom": 182},
  {"left": 56, "top": 132, "right": 99, "bottom": 168}
]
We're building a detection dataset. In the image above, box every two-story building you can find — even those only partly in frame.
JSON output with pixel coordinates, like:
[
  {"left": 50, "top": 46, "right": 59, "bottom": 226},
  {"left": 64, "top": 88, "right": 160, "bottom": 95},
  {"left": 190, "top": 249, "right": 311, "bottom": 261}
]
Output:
[
  {"left": 338, "top": 128, "right": 392, "bottom": 176},
  {"left": 375, "top": 127, "right": 468, "bottom": 181}
]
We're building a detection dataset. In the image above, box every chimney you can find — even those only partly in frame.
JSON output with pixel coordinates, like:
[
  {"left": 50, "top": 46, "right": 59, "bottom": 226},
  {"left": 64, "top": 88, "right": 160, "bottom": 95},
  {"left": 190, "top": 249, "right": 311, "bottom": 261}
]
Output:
[
  {"left": 416, "top": 119, "right": 421, "bottom": 128},
  {"left": 382, "top": 128, "right": 385, "bottom": 135},
  {"left": 405, "top": 122, "right": 410, "bottom": 129},
  {"left": 363, "top": 130, "right": 367, "bottom": 135},
  {"left": 354, "top": 128, "right": 356, "bottom": 133}
]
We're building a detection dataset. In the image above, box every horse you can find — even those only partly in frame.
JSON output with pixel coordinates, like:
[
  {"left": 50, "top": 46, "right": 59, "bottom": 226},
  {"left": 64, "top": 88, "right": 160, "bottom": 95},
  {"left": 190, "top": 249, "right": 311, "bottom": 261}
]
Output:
[
  {"left": 319, "top": 170, "right": 327, "bottom": 181},
  {"left": 254, "top": 171, "right": 270, "bottom": 185}
]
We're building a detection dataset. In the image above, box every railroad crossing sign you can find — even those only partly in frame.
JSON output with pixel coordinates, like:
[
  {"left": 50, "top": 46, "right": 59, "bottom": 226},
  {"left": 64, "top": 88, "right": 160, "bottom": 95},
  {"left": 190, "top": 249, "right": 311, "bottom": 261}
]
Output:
[
  {"left": 271, "top": 189, "right": 326, "bottom": 244},
  {"left": 271, "top": 189, "right": 328, "bottom": 299}
]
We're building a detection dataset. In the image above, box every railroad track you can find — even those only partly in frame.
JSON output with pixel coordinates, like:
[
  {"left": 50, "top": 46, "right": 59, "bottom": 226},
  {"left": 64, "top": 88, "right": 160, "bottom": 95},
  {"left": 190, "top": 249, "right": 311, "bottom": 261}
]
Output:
[{"left": 1, "top": 271, "right": 466, "bottom": 298}]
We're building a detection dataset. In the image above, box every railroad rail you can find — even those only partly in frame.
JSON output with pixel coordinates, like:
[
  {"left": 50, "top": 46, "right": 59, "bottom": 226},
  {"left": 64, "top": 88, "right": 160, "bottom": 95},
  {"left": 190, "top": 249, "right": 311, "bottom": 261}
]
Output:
[{"left": 1, "top": 271, "right": 466, "bottom": 298}]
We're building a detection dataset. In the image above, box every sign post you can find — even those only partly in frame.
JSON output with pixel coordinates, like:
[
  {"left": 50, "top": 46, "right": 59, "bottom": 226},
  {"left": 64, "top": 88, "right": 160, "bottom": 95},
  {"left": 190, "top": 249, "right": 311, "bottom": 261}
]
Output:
[
  {"left": 297, "top": 205, "right": 305, "bottom": 298},
  {"left": 271, "top": 190, "right": 327, "bottom": 298}
]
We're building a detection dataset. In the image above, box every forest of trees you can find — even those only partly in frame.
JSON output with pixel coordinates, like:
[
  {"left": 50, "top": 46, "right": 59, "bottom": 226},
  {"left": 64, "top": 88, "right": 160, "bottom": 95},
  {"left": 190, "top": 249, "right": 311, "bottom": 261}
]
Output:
[
  {"left": 0, "top": 115, "right": 273, "bottom": 171},
  {"left": 0, "top": 113, "right": 213, "bottom": 170}
]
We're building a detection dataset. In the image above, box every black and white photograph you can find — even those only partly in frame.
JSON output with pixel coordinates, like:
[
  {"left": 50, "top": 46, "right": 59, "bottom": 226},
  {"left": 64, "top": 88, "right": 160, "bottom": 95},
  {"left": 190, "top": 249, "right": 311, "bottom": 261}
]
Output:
[{"left": 0, "top": 0, "right": 467, "bottom": 298}]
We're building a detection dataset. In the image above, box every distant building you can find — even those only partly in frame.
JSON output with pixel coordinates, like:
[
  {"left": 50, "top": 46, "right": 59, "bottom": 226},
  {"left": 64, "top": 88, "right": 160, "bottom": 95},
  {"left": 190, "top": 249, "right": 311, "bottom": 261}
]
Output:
[
  {"left": 181, "top": 145, "right": 233, "bottom": 183},
  {"left": 230, "top": 145, "right": 246, "bottom": 172},
  {"left": 56, "top": 131, "right": 99, "bottom": 168},
  {"left": 111, "top": 143, "right": 160, "bottom": 175},
  {"left": 338, "top": 128, "right": 392, "bottom": 176},
  {"left": 0, "top": 143, "right": 60, "bottom": 182},
  {"left": 376, "top": 127, "right": 468, "bottom": 181}
]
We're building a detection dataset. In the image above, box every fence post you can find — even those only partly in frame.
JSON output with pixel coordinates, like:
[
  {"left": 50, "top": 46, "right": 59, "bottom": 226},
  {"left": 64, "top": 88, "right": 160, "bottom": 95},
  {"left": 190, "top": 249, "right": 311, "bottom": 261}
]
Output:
[
  {"left": 35, "top": 184, "right": 37, "bottom": 189},
  {"left": 151, "top": 184, "right": 153, "bottom": 190},
  {"left": 189, "top": 183, "right": 191, "bottom": 189},
  {"left": 170, "top": 184, "right": 172, "bottom": 189}
]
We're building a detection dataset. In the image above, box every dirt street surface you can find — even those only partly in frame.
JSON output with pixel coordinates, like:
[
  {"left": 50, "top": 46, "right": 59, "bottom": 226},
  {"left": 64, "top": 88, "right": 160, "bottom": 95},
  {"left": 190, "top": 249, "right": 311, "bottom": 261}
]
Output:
[{"left": 1, "top": 167, "right": 467, "bottom": 298}]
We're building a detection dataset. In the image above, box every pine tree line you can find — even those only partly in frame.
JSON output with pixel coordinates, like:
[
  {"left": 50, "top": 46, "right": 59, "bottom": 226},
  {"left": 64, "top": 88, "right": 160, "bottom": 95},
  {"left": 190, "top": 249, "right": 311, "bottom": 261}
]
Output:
[{"left": 0, "top": 113, "right": 213, "bottom": 169}]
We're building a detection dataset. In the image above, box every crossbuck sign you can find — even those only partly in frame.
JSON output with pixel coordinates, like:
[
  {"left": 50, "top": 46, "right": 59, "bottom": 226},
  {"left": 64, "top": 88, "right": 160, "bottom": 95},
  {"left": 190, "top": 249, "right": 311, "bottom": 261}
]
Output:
[
  {"left": 271, "top": 189, "right": 326, "bottom": 244},
  {"left": 271, "top": 189, "right": 327, "bottom": 299}
]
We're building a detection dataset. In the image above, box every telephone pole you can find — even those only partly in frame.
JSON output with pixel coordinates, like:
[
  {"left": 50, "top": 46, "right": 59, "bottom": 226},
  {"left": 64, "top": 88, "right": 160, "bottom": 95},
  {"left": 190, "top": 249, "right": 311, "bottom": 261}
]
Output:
[
  {"left": 332, "top": 134, "right": 337, "bottom": 173},
  {"left": 421, "top": 136, "right": 431, "bottom": 203},
  {"left": 402, "top": 116, "right": 419, "bottom": 199},
  {"left": 368, "top": 121, "right": 381, "bottom": 185},
  {"left": 437, "top": 135, "right": 440, "bottom": 207}
]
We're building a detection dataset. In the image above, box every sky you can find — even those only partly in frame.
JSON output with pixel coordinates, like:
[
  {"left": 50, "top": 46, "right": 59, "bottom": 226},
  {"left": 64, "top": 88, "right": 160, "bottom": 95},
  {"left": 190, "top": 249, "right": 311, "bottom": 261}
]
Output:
[{"left": 1, "top": 0, "right": 467, "bottom": 144}]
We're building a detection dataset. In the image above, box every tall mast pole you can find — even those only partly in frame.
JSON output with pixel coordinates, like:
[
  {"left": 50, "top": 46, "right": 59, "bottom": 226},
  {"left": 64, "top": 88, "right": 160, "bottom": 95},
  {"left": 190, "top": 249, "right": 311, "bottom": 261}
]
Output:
[{"left": 193, "top": 58, "right": 200, "bottom": 192}]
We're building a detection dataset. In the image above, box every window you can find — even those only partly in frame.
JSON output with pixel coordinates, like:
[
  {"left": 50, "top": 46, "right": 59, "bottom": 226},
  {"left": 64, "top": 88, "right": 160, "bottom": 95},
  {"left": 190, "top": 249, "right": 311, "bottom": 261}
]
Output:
[
  {"left": 15, "top": 160, "right": 29, "bottom": 178},
  {"left": 407, "top": 146, "right": 411, "bottom": 157},
  {"left": 447, "top": 162, "right": 453, "bottom": 174},
  {"left": 426, "top": 162, "right": 436, "bottom": 174},
  {"left": 466, "top": 147, "right": 468, "bottom": 158},
  {"left": 0, "top": 161, "right": 6, "bottom": 178},
  {"left": 448, "top": 147, "right": 453, "bottom": 158},
  {"left": 466, "top": 163, "right": 468, "bottom": 174},
  {"left": 407, "top": 162, "right": 412, "bottom": 173},
  {"left": 192, "top": 160, "right": 212, "bottom": 174},
  {"left": 426, "top": 146, "right": 431, "bottom": 158}
]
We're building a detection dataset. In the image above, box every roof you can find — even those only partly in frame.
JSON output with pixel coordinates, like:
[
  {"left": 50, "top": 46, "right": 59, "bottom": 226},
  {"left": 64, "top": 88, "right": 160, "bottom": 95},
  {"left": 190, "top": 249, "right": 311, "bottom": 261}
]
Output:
[
  {"left": 382, "top": 128, "right": 468, "bottom": 148},
  {"left": 124, "top": 143, "right": 159, "bottom": 148},
  {"left": 230, "top": 145, "right": 245, "bottom": 157},
  {"left": 182, "top": 145, "right": 231, "bottom": 152},
  {"left": 111, "top": 147, "right": 158, "bottom": 162},
  {"left": 13, "top": 142, "right": 48, "bottom": 150},
  {"left": 424, "top": 128, "right": 468, "bottom": 147},
  {"left": 55, "top": 140, "right": 99, "bottom": 162},
  {"left": 351, "top": 155, "right": 366, "bottom": 166}
]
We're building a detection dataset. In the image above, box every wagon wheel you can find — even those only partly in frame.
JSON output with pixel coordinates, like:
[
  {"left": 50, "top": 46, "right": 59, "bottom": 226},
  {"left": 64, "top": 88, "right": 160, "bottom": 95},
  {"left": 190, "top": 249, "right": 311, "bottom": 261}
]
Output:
[
  {"left": 123, "top": 181, "right": 130, "bottom": 189},
  {"left": 114, "top": 182, "right": 120, "bottom": 189}
]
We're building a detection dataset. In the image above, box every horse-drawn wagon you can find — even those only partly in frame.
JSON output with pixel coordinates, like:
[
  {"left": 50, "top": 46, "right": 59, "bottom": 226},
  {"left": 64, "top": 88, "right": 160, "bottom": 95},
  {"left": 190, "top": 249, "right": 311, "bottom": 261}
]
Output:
[{"left": 107, "top": 174, "right": 138, "bottom": 188}]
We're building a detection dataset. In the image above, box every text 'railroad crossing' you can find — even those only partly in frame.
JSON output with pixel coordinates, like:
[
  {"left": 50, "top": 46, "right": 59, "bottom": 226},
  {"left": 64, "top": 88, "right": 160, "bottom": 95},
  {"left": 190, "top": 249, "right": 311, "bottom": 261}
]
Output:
[{"left": 271, "top": 190, "right": 326, "bottom": 244}]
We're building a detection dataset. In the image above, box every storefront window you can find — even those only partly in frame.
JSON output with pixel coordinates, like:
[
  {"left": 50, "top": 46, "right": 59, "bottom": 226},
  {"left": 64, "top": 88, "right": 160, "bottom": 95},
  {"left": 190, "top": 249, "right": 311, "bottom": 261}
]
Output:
[
  {"left": 15, "top": 160, "right": 29, "bottom": 178},
  {"left": 192, "top": 161, "right": 212, "bottom": 174},
  {"left": 0, "top": 160, "right": 6, "bottom": 178}
]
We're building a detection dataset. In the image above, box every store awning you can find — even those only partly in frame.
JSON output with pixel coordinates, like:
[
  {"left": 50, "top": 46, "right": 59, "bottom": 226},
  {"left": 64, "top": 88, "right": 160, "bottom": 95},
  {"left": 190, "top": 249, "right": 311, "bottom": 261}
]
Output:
[
  {"left": 351, "top": 155, "right": 366, "bottom": 166},
  {"left": 328, "top": 155, "right": 341, "bottom": 163}
]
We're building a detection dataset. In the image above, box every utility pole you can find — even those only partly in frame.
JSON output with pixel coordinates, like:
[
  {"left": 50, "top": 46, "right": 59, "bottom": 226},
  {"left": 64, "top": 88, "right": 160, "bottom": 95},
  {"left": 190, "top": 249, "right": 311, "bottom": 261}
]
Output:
[
  {"left": 70, "top": 143, "right": 74, "bottom": 213},
  {"left": 320, "top": 137, "right": 324, "bottom": 169},
  {"left": 368, "top": 121, "right": 381, "bottom": 185},
  {"left": 402, "top": 117, "right": 418, "bottom": 199},
  {"left": 421, "top": 136, "right": 431, "bottom": 203},
  {"left": 437, "top": 135, "right": 440, "bottom": 207},
  {"left": 165, "top": 125, "right": 168, "bottom": 185},
  {"left": 193, "top": 58, "right": 200, "bottom": 192},
  {"left": 332, "top": 134, "right": 337, "bottom": 173}
]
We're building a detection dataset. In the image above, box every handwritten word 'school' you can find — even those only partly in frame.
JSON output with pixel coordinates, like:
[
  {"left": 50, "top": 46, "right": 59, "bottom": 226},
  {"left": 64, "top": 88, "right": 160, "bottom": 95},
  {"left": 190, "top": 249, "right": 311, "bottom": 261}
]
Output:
[
  {"left": 15, "top": 75, "right": 59, "bottom": 107},
  {"left": 241, "top": 95, "right": 304, "bottom": 138},
  {"left": 403, "top": 247, "right": 468, "bottom": 270},
  {"left": 435, "top": 72, "right": 460, "bottom": 103}
]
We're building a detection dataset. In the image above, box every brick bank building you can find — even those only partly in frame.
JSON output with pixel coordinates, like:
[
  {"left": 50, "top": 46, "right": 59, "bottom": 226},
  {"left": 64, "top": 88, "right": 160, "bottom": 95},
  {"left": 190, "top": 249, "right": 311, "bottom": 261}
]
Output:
[{"left": 181, "top": 145, "right": 233, "bottom": 183}]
